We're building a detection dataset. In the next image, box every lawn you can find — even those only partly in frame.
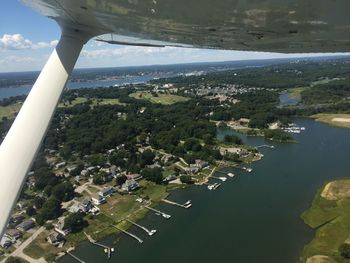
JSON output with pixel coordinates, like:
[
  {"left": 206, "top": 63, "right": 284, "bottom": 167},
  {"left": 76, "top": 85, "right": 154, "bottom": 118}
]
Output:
[
  {"left": 287, "top": 87, "right": 306, "bottom": 99},
  {"left": 138, "top": 180, "right": 168, "bottom": 202},
  {"left": 301, "top": 181, "right": 350, "bottom": 262},
  {"left": 58, "top": 97, "right": 125, "bottom": 108},
  {"left": 24, "top": 231, "right": 61, "bottom": 260},
  {"left": 0, "top": 102, "right": 22, "bottom": 119},
  {"left": 129, "top": 92, "right": 189, "bottom": 105}
]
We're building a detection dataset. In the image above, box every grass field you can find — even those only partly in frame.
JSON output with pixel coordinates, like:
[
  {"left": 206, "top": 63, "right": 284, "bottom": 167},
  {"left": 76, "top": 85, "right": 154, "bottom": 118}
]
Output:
[
  {"left": 287, "top": 87, "right": 306, "bottom": 99},
  {"left": 58, "top": 97, "right": 124, "bottom": 108},
  {"left": 0, "top": 102, "right": 22, "bottom": 119},
  {"left": 311, "top": 113, "right": 350, "bottom": 129},
  {"left": 301, "top": 180, "right": 350, "bottom": 262},
  {"left": 129, "top": 92, "right": 189, "bottom": 105},
  {"left": 24, "top": 231, "right": 61, "bottom": 260}
]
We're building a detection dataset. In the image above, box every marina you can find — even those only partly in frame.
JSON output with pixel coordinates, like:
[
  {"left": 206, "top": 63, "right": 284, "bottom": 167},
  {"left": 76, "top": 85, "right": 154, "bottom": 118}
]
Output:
[{"left": 59, "top": 119, "right": 350, "bottom": 263}]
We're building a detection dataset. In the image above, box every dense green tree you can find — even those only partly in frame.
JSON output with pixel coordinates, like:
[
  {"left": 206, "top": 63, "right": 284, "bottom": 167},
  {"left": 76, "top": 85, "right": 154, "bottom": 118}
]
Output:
[
  {"left": 64, "top": 212, "right": 88, "bottom": 233},
  {"left": 141, "top": 167, "right": 163, "bottom": 184}
]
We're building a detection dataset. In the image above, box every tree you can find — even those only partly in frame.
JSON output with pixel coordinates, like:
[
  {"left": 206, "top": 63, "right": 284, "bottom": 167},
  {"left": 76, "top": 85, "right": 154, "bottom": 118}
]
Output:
[
  {"left": 26, "top": 206, "right": 36, "bottom": 216},
  {"left": 93, "top": 173, "right": 104, "bottom": 185},
  {"left": 51, "top": 181, "right": 75, "bottom": 202},
  {"left": 35, "top": 197, "right": 62, "bottom": 224},
  {"left": 64, "top": 212, "right": 88, "bottom": 233},
  {"left": 5, "top": 257, "right": 27, "bottom": 263},
  {"left": 180, "top": 175, "right": 194, "bottom": 184},
  {"left": 116, "top": 175, "right": 127, "bottom": 186},
  {"left": 223, "top": 135, "right": 243, "bottom": 145},
  {"left": 141, "top": 149, "right": 155, "bottom": 165},
  {"left": 339, "top": 243, "right": 350, "bottom": 259},
  {"left": 141, "top": 167, "right": 163, "bottom": 184}
]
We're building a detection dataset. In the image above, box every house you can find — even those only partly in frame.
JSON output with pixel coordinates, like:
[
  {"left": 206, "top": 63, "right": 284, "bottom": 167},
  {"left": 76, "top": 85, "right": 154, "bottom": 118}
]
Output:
[
  {"left": 99, "top": 186, "right": 115, "bottom": 197},
  {"left": 161, "top": 154, "right": 174, "bottom": 164},
  {"left": 16, "top": 219, "right": 35, "bottom": 232},
  {"left": 186, "top": 166, "right": 199, "bottom": 175},
  {"left": 6, "top": 229, "right": 22, "bottom": 240},
  {"left": 163, "top": 174, "right": 177, "bottom": 183},
  {"left": 121, "top": 179, "right": 139, "bottom": 192},
  {"left": 54, "top": 220, "right": 71, "bottom": 236},
  {"left": 126, "top": 173, "right": 142, "bottom": 181},
  {"left": 55, "top": 161, "right": 66, "bottom": 169},
  {"left": 91, "top": 193, "right": 106, "bottom": 205},
  {"left": 80, "top": 198, "right": 92, "bottom": 212},
  {"left": 16, "top": 201, "right": 27, "bottom": 210},
  {"left": 0, "top": 236, "right": 12, "bottom": 249},
  {"left": 195, "top": 159, "right": 209, "bottom": 169},
  {"left": 9, "top": 215, "right": 24, "bottom": 226},
  {"left": 47, "top": 232, "right": 65, "bottom": 246}
]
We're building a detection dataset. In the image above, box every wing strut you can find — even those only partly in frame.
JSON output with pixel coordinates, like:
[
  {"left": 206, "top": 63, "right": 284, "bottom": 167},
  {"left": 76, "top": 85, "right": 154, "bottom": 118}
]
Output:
[{"left": 0, "top": 28, "right": 90, "bottom": 237}]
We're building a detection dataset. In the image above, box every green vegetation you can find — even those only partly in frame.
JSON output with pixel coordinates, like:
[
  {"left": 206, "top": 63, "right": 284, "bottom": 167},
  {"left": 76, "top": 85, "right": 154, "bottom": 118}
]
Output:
[
  {"left": 0, "top": 102, "right": 22, "bottom": 120},
  {"left": 301, "top": 181, "right": 350, "bottom": 262},
  {"left": 287, "top": 87, "right": 306, "bottom": 99},
  {"left": 129, "top": 91, "right": 189, "bottom": 105}
]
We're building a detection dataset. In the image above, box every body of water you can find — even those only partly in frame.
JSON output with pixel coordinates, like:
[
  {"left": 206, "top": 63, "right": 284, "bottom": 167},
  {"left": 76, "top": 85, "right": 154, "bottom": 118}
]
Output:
[
  {"left": 0, "top": 75, "right": 155, "bottom": 100},
  {"left": 60, "top": 118, "right": 350, "bottom": 263}
]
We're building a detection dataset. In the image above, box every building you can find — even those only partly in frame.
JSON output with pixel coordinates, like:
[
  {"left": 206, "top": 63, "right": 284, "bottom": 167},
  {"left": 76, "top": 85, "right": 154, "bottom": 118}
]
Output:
[
  {"left": 91, "top": 193, "right": 106, "bottom": 205},
  {"left": 126, "top": 173, "right": 142, "bottom": 181},
  {"left": 55, "top": 161, "right": 66, "bottom": 169},
  {"left": 16, "top": 219, "right": 35, "bottom": 232},
  {"left": 194, "top": 159, "right": 209, "bottom": 169},
  {"left": 121, "top": 179, "right": 139, "bottom": 192},
  {"left": 54, "top": 220, "right": 71, "bottom": 236},
  {"left": 99, "top": 186, "right": 115, "bottom": 197},
  {"left": 9, "top": 215, "right": 24, "bottom": 226},
  {"left": 47, "top": 232, "right": 65, "bottom": 246},
  {"left": 5, "top": 229, "right": 22, "bottom": 240},
  {"left": 0, "top": 236, "right": 12, "bottom": 249}
]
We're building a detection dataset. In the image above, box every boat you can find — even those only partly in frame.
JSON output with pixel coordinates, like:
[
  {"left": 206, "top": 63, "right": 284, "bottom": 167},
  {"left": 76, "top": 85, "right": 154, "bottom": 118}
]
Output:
[{"left": 227, "top": 173, "right": 235, "bottom": 177}]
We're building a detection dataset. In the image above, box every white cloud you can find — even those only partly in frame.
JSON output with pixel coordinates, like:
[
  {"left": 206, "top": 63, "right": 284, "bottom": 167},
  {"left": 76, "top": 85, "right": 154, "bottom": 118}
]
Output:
[
  {"left": 0, "top": 34, "right": 58, "bottom": 50},
  {"left": 80, "top": 46, "right": 170, "bottom": 59}
]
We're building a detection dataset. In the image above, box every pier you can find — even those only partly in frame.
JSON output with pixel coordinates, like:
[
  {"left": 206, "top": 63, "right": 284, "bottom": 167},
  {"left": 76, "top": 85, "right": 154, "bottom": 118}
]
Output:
[
  {"left": 125, "top": 218, "right": 156, "bottom": 236},
  {"left": 145, "top": 205, "right": 171, "bottom": 219},
  {"left": 207, "top": 182, "right": 221, "bottom": 190},
  {"left": 84, "top": 232, "right": 114, "bottom": 259},
  {"left": 113, "top": 225, "right": 143, "bottom": 243},
  {"left": 162, "top": 199, "right": 192, "bottom": 209},
  {"left": 211, "top": 175, "right": 227, "bottom": 182},
  {"left": 66, "top": 251, "right": 85, "bottom": 263}
]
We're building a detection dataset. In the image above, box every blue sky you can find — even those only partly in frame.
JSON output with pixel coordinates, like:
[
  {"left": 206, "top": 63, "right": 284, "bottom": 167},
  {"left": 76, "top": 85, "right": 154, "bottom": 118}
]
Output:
[{"left": 0, "top": 0, "right": 349, "bottom": 72}]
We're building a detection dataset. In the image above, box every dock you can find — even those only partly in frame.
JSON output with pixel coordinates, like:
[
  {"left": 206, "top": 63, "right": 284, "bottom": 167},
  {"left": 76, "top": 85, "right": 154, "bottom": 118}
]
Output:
[
  {"left": 113, "top": 225, "right": 143, "bottom": 243},
  {"left": 257, "top": 144, "right": 275, "bottom": 149},
  {"left": 125, "top": 218, "right": 156, "bottom": 236},
  {"left": 162, "top": 199, "right": 192, "bottom": 209},
  {"left": 207, "top": 182, "right": 221, "bottom": 190},
  {"left": 145, "top": 205, "right": 171, "bottom": 219},
  {"left": 210, "top": 176, "right": 227, "bottom": 182},
  {"left": 84, "top": 232, "right": 114, "bottom": 259},
  {"left": 66, "top": 251, "right": 85, "bottom": 263}
]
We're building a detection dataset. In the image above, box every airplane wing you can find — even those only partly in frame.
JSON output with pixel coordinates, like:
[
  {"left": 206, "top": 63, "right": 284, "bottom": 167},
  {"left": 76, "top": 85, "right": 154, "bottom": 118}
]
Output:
[
  {"left": 21, "top": 0, "right": 350, "bottom": 53},
  {"left": 1, "top": 0, "right": 350, "bottom": 238}
]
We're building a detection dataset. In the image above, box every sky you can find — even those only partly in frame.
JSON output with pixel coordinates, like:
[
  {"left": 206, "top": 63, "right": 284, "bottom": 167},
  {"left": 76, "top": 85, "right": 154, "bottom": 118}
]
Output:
[{"left": 0, "top": 0, "right": 349, "bottom": 72}]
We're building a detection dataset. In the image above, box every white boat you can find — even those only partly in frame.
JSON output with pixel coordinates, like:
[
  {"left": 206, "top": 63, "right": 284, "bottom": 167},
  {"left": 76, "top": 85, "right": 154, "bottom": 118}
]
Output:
[{"left": 227, "top": 173, "right": 235, "bottom": 177}]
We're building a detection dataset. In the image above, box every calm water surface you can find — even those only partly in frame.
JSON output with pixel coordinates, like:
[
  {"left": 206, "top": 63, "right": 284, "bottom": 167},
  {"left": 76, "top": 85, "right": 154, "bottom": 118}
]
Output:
[{"left": 60, "top": 118, "right": 350, "bottom": 263}]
